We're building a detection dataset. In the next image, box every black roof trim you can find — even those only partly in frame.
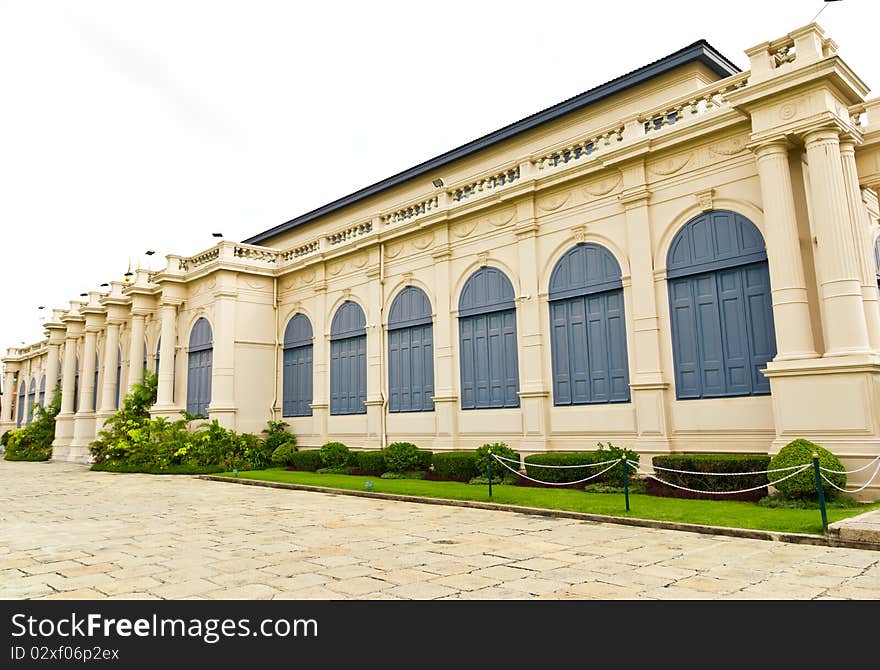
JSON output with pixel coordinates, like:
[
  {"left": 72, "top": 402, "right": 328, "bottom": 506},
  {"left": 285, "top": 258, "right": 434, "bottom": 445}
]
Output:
[{"left": 244, "top": 40, "right": 740, "bottom": 246}]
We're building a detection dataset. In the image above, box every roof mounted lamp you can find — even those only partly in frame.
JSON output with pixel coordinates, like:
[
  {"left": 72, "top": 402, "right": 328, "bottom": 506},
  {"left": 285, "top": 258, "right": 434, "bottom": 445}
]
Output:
[{"left": 432, "top": 178, "right": 444, "bottom": 188}]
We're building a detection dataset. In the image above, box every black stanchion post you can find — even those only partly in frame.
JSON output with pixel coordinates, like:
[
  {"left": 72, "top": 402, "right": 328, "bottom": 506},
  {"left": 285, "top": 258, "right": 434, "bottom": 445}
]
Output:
[
  {"left": 622, "top": 457, "right": 630, "bottom": 511},
  {"left": 487, "top": 448, "right": 493, "bottom": 498},
  {"left": 812, "top": 451, "right": 828, "bottom": 533}
]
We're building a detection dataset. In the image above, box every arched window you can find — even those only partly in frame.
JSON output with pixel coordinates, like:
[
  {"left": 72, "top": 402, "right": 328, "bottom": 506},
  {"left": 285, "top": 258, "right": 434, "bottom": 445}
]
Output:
[
  {"left": 458, "top": 267, "right": 520, "bottom": 409},
  {"left": 186, "top": 319, "right": 213, "bottom": 417},
  {"left": 73, "top": 358, "right": 79, "bottom": 413},
  {"left": 26, "top": 378, "right": 36, "bottom": 424},
  {"left": 154, "top": 337, "right": 161, "bottom": 373},
  {"left": 388, "top": 286, "right": 434, "bottom": 412},
  {"left": 667, "top": 209, "right": 776, "bottom": 399},
  {"left": 56, "top": 362, "right": 61, "bottom": 390},
  {"left": 874, "top": 235, "right": 880, "bottom": 290},
  {"left": 38, "top": 376, "right": 46, "bottom": 409},
  {"left": 93, "top": 353, "right": 99, "bottom": 411},
  {"left": 143, "top": 339, "right": 148, "bottom": 375},
  {"left": 115, "top": 347, "right": 122, "bottom": 408},
  {"left": 330, "top": 301, "right": 367, "bottom": 415},
  {"left": 282, "top": 314, "right": 313, "bottom": 417},
  {"left": 16, "top": 379, "right": 25, "bottom": 427},
  {"left": 549, "top": 244, "right": 630, "bottom": 405}
]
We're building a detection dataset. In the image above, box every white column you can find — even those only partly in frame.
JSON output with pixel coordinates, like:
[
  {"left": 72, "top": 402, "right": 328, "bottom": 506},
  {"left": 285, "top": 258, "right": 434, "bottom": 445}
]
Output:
[
  {"left": 208, "top": 287, "right": 237, "bottom": 427},
  {"left": 310, "top": 283, "right": 329, "bottom": 444},
  {"left": 77, "top": 329, "right": 98, "bottom": 416},
  {"left": 127, "top": 313, "right": 146, "bottom": 391},
  {"left": 154, "top": 301, "right": 178, "bottom": 410},
  {"left": 431, "top": 239, "right": 458, "bottom": 451},
  {"left": 753, "top": 141, "right": 818, "bottom": 359},
  {"left": 804, "top": 128, "right": 871, "bottom": 355},
  {"left": 98, "top": 321, "right": 120, "bottom": 414},
  {"left": 839, "top": 138, "right": 880, "bottom": 352},
  {"left": 59, "top": 336, "right": 78, "bottom": 416},
  {"left": 1, "top": 369, "right": 15, "bottom": 424},
  {"left": 44, "top": 343, "right": 60, "bottom": 405}
]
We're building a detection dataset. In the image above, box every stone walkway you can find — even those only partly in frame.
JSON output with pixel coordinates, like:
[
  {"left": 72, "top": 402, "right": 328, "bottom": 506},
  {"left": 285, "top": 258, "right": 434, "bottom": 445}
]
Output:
[{"left": 1, "top": 461, "right": 878, "bottom": 600}]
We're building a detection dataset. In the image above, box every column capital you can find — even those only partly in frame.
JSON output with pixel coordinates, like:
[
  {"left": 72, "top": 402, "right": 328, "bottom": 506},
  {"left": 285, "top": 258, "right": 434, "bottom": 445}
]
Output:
[
  {"left": 803, "top": 126, "right": 843, "bottom": 147},
  {"left": 618, "top": 186, "right": 651, "bottom": 208},
  {"left": 159, "top": 298, "right": 183, "bottom": 309},
  {"left": 749, "top": 137, "right": 793, "bottom": 158}
]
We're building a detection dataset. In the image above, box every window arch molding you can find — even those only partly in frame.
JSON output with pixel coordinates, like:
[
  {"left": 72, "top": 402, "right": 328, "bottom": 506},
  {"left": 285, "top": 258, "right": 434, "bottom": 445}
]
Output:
[
  {"left": 654, "top": 199, "right": 766, "bottom": 274},
  {"left": 540, "top": 233, "right": 630, "bottom": 295},
  {"left": 665, "top": 209, "right": 776, "bottom": 399}
]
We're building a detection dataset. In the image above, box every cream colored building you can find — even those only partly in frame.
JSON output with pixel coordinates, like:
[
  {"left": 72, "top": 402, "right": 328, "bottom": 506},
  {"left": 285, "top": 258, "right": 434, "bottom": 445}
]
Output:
[{"left": 3, "top": 23, "right": 880, "bottom": 495}]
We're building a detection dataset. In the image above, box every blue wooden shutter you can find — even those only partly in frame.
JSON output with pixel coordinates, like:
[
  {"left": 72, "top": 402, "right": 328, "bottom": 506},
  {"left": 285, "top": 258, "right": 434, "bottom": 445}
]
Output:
[
  {"left": 667, "top": 210, "right": 776, "bottom": 399},
  {"left": 115, "top": 348, "right": 122, "bottom": 408},
  {"left": 550, "top": 301, "right": 571, "bottom": 405},
  {"left": 330, "top": 302, "right": 366, "bottom": 415},
  {"left": 668, "top": 278, "right": 701, "bottom": 399},
  {"left": 93, "top": 353, "right": 99, "bottom": 411},
  {"left": 38, "top": 376, "right": 46, "bottom": 408},
  {"left": 283, "top": 314, "right": 313, "bottom": 417},
  {"left": 388, "top": 287, "right": 433, "bottom": 412},
  {"left": 742, "top": 263, "right": 776, "bottom": 394},
  {"left": 458, "top": 268, "right": 520, "bottom": 409},
  {"left": 16, "top": 380, "right": 25, "bottom": 427},
  {"left": 73, "top": 359, "right": 79, "bottom": 413},
  {"left": 548, "top": 244, "right": 630, "bottom": 405},
  {"left": 26, "top": 379, "right": 36, "bottom": 424},
  {"left": 186, "top": 318, "right": 213, "bottom": 416}
]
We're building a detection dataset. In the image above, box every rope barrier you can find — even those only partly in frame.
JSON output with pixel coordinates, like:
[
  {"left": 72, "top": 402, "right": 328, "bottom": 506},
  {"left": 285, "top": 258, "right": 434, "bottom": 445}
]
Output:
[
  {"left": 492, "top": 453, "right": 620, "bottom": 469},
  {"left": 820, "top": 459, "right": 880, "bottom": 493},
  {"left": 819, "top": 454, "right": 880, "bottom": 475},
  {"left": 631, "top": 464, "right": 811, "bottom": 495},
  {"left": 648, "top": 462, "right": 808, "bottom": 476},
  {"left": 491, "top": 454, "right": 622, "bottom": 486}
]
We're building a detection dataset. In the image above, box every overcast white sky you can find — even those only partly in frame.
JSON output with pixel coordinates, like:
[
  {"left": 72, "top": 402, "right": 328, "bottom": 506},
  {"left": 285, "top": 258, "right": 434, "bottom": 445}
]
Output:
[{"left": 1, "top": 0, "right": 878, "bottom": 368}]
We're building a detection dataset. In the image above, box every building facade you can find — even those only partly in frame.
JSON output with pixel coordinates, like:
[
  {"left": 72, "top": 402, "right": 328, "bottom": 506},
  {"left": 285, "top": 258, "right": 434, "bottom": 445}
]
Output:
[{"left": 3, "top": 23, "right": 880, "bottom": 495}]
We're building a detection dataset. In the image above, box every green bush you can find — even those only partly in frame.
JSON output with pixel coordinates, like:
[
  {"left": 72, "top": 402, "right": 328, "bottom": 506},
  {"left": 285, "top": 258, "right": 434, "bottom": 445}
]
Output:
[
  {"left": 523, "top": 452, "right": 598, "bottom": 484},
  {"left": 1, "top": 429, "right": 12, "bottom": 448},
  {"left": 384, "top": 442, "right": 421, "bottom": 473},
  {"left": 769, "top": 439, "right": 845, "bottom": 500},
  {"left": 271, "top": 441, "right": 299, "bottom": 466},
  {"left": 355, "top": 450, "right": 387, "bottom": 474},
  {"left": 319, "top": 441, "right": 351, "bottom": 468},
  {"left": 4, "top": 388, "right": 61, "bottom": 462},
  {"left": 432, "top": 452, "right": 478, "bottom": 481},
  {"left": 416, "top": 449, "right": 433, "bottom": 471},
  {"left": 90, "top": 462, "right": 225, "bottom": 475},
  {"left": 263, "top": 421, "right": 296, "bottom": 454},
  {"left": 288, "top": 450, "right": 323, "bottom": 471},
  {"left": 593, "top": 442, "right": 640, "bottom": 485},
  {"left": 651, "top": 453, "right": 770, "bottom": 493},
  {"left": 475, "top": 443, "right": 520, "bottom": 481}
]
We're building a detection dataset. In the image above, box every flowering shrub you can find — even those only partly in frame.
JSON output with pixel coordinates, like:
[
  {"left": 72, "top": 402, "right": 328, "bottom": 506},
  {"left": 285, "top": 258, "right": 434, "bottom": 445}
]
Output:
[
  {"left": 90, "top": 373, "right": 279, "bottom": 472},
  {"left": 4, "top": 388, "right": 61, "bottom": 461}
]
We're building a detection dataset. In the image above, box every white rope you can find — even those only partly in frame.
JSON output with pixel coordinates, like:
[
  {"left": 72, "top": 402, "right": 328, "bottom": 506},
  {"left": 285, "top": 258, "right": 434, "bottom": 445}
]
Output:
[
  {"left": 819, "top": 454, "right": 880, "bottom": 475},
  {"left": 493, "top": 453, "right": 619, "bottom": 469},
  {"left": 648, "top": 462, "right": 806, "bottom": 476},
  {"left": 820, "top": 458, "right": 880, "bottom": 493},
  {"left": 632, "top": 464, "right": 811, "bottom": 495},
  {"left": 492, "top": 454, "right": 622, "bottom": 486}
]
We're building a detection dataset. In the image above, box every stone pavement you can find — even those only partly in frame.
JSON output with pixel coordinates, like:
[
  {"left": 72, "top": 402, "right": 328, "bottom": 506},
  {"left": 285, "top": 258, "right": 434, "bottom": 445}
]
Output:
[{"left": 1, "top": 461, "right": 878, "bottom": 600}]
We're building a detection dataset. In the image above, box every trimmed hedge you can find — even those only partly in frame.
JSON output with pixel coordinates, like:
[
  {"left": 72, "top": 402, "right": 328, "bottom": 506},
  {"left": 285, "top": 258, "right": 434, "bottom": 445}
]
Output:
[
  {"left": 355, "top": 450, "right": 387, "bottom": 475},
  {"left": 432, "top": 452, "right": 478, "bottom": 481},
  {"left": 769, "top": 439, "right": 845, "bottom": 500},
  {"left": 288, "top": 450, "right": 323, "bottom": 471},
  {"left": 270, "top": 442, "right": 299, "bottom": 466},
  {"left": 416, "top": 449, "right": 433, "bottom": 471},
  {"left": 523, "top": 452, "right": 601, "bottom": 484},
  {"left": 651, "top": 453, "right": 770, "bottom": 495},
  {"left": 320, "top": 442, "right": 351, "bottom": 468},
  {"left": 475, "top": 443, "right": 520, "bottom": 481}
]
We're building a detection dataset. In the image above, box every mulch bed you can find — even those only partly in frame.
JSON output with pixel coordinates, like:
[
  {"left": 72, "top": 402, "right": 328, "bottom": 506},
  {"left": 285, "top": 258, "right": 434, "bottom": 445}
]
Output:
[{"left": 645, "top": 477, "right": 767, "bottom": 502}]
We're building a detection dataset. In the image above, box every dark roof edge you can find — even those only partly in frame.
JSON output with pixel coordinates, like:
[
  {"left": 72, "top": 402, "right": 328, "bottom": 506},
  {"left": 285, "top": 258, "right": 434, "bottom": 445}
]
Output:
[{"left": 244, "top": 40, "right": 740, "bottom": 246}]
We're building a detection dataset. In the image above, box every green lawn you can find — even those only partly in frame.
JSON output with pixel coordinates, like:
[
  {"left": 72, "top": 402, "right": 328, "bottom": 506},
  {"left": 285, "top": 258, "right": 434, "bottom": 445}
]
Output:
[{"left": 217, "top": 469, "right": 880, "bottom": 536}]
